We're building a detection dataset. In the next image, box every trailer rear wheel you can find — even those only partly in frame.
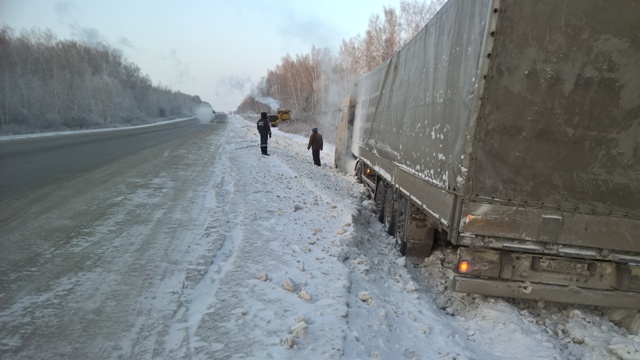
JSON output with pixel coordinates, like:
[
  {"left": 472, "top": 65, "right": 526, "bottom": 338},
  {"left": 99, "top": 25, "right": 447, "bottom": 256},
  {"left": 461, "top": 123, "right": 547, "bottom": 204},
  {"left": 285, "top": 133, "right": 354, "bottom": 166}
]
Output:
[
  {"left": 394, "top": 197, "right": 408, "bottom": 255},
  {"left": 384, "top": 188, "right": 395, "bottom": 235},
  {"left": 355, "top": 162, "right": 363, "bottom": 183},
  {"left": 374, "top": 181, "right": 386, "bottom": 223}
]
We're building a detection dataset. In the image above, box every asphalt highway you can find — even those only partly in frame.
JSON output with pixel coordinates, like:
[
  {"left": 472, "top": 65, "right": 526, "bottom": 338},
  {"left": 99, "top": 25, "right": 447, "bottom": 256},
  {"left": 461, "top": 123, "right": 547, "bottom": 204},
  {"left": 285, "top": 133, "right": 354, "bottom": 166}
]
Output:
[
  {"left": 0, "top": 117, "right": 229, "bottom": 359},
  {"left": 0, "top": 118, "right": 204, "bottom": 202}
]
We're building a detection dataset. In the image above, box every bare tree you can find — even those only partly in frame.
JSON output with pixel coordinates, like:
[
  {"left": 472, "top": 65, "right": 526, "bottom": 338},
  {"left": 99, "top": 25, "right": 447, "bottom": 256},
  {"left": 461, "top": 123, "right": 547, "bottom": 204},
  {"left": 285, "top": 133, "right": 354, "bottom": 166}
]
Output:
[
  {"left": 400, "top": 0, "right": 447, "bottom": 45},
  {"left": 363, "top": 14, "right": 384, "bottom": 72},
  {"left": 382, "top": 7, "right": 401, "bottom": 61}
]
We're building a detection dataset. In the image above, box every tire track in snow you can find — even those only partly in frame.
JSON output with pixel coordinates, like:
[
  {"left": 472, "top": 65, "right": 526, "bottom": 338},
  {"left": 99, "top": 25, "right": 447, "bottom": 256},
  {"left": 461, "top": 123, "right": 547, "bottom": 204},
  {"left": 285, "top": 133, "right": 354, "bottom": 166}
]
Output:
[
  {"left": 191, "top": 118, "right": 358, "bottom": 358},
  {"left": 162, "top": 122, "right": 247, "bottom": 358},
  {"left": 182, "top": 120, "right": 301, "bottom": 358}
]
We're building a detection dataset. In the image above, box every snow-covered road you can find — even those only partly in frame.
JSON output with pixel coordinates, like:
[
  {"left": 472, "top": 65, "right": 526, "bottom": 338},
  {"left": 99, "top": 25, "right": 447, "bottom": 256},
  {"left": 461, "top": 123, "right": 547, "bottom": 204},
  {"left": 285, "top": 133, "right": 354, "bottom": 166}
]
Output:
[{"left": 1, "top": 115, "right": 639, "bottom": 359}]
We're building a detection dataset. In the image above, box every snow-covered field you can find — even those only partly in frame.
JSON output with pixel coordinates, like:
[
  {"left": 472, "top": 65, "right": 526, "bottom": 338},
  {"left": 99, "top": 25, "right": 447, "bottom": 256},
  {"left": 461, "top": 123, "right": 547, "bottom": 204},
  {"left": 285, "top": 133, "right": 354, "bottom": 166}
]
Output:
[
  {"left": 2, "top": 114, "right": 639, "bottom": 359},
  {"left": 183, "top": 115, "right": 639, "bottom": 359}
]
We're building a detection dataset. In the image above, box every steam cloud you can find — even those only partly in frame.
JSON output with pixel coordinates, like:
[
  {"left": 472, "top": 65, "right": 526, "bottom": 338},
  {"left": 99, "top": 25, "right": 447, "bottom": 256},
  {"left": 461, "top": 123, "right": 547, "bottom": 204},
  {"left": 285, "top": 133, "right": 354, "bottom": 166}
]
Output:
[
  {"left": 251, "top": 80, "right": 280, "bottom": 111},
  {"left": 164, "top": 49, "right": 192, "bottom": 85},
  {"left": 215, "top": 74, "right": 253, "bottom": 98},
  {"left": 55, "top": 1, "right": 110, "bottom": 47},
  {"left": 276, "top": 9, "right": 339, "bottom": 50},
  {"left": 255, "top": 96, "right": 280, "bottom": 111},
  {"left": 117, "top": 37, "right": 135, "bottom": 49},
  {"left": 194, "top": 103, "right": 214, "bottom": 124}
]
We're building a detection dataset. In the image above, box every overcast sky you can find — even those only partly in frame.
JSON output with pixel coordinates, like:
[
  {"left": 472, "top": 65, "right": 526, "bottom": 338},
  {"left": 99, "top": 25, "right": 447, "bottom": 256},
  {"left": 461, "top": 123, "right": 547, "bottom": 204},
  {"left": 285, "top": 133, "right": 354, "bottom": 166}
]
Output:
[{"left": 1, "top": 0, "right": 403, "bottom": 112}]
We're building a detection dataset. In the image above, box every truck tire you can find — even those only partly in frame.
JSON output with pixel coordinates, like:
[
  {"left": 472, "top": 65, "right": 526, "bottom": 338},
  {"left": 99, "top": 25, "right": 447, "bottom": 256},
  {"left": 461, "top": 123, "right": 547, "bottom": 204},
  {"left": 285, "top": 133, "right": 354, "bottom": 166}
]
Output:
[
  {"left": 384, "top": 188, "right": 395, "bottom": 235},
  {"left": 374, "top": 180, "right": 386, "bottom": 223},
  {"left": 394, "top": 197, "right": 408, "bottom": 256},
  {"left": 355, "top": 162, "right": 363, "bottom": 183}
]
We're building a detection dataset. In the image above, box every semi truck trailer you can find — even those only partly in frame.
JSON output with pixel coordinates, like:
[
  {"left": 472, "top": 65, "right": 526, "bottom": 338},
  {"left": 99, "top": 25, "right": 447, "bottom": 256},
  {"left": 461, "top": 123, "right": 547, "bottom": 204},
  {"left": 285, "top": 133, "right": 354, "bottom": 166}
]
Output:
[{"left": 335, "top": 0, "right": 640, "bottom": 308}]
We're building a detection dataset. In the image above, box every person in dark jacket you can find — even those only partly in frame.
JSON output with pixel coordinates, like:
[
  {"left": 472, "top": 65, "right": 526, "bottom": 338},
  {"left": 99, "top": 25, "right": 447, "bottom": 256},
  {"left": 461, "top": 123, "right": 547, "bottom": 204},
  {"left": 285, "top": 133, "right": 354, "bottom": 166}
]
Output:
[
  {"left": 307, "top": 127, "right": 323, "bottom": 166},
  {"left": 256, "top": 112, "right": 272, "bottom": 155}
]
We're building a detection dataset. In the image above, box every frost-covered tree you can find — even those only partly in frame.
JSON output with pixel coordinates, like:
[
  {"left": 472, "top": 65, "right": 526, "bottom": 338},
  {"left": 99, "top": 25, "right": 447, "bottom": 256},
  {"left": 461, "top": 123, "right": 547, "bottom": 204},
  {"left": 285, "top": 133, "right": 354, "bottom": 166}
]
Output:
[{"left": 0, "top": 27, "right": 204, "bottom": 135}]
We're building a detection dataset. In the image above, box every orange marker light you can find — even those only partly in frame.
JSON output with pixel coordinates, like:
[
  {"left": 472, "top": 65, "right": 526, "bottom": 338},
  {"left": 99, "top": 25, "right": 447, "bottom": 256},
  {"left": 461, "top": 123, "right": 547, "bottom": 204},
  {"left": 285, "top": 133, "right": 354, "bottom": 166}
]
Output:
[{"left": 458, "top": 261, "right": 469, "bottom": 273}]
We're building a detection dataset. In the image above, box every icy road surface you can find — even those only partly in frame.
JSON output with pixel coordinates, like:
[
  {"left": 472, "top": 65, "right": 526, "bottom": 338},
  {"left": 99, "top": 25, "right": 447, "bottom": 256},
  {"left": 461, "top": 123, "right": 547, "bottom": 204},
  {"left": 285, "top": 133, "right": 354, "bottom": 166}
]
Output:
[{"left": 1, "top": 115, "right": 639, "bottom": 359}]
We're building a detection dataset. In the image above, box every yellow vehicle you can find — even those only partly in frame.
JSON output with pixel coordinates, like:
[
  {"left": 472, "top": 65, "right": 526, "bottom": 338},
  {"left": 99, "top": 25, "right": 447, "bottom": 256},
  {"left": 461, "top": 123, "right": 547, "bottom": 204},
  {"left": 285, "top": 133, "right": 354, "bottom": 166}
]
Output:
[
  {"left": 277, "top": 108, "right": 291, "bottom": 123},
  {"left": 268, "top": 109, "right": 291, "bottom": 127},
  {"left": 267, "top": 114, "right": 280, "bottom": 126}
]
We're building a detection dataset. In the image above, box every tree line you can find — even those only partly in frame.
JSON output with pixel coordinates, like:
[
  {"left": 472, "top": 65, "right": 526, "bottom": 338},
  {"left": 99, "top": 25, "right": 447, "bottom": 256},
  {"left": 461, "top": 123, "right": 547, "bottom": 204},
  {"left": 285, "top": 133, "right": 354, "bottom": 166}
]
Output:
[
  {"left": 236, "top": 0, "right": 446, "bottom": 128},
  {"left": 0, "top": 28, "right": 204, "bottom": 135}
]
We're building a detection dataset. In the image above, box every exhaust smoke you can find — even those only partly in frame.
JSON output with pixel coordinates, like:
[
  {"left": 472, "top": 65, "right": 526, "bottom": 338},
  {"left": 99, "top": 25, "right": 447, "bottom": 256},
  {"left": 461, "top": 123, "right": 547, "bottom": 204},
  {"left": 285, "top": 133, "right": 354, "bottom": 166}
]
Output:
[{"left": 194, "top": 103, "right": 215, "bottom": 123}]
